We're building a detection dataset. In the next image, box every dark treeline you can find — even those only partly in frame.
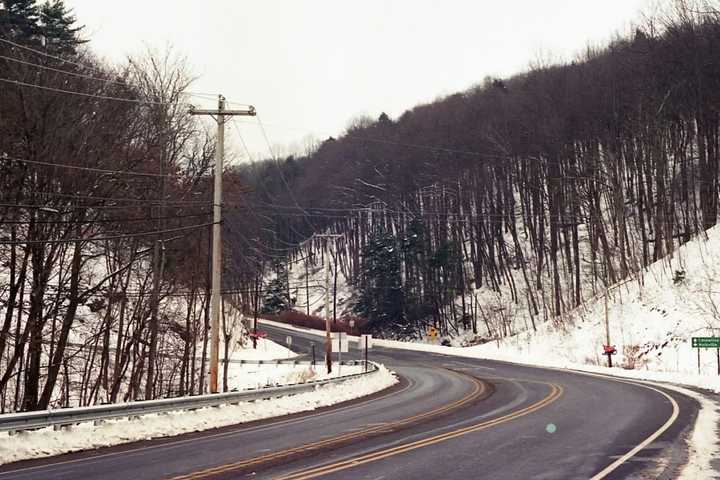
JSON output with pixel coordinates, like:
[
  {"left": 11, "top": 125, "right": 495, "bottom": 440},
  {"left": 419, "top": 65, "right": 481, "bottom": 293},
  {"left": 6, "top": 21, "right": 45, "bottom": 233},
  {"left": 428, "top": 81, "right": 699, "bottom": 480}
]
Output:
[
  {"left": 0, "top": 1, "right": 261, "bottom": 411},
  {"left": 241, "top": 2, "right": 720, "bottom": 339}
]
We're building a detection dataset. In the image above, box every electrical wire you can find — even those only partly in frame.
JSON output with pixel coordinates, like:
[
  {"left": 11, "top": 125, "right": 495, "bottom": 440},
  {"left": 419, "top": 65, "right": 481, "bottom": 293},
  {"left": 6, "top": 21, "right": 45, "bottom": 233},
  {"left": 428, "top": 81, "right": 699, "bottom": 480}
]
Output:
[
  {"left": 0, "top": 38, "right": 252, "bottom": 104},
  {"left": 0, "top": 53, "right": 130, "bottom": 86},
  {"left": 255, "top": 116, "right": 316, "bottom": 234},
  {"left": 0, "top": 77, "right": 178, "bottom": 105},
  {"left": 0, "top": 37, "right": 110, "bottom": 75},
  {"left": 234, "top": 118, "right": 511, "bottom": 160},
  {"left": 0, "top": 211, "right": 211, "bottom": 225},
  {"left": 0, "top": 54, "right": 245, "bottom": 105},
  {"left": 229, "top": 118, "right": 314, "bottom": 245},
  {"left": 0, "top": 221, "right": 218, "bottom": 245},
  {"left": 0, "top": 201, "right": 182, "bottom": 211},
  {"left": 18, "top": 189, "right": 211, "bottom": 206},
  {"left": 0, "top": 155, "right": 186, "bottom": 178}
]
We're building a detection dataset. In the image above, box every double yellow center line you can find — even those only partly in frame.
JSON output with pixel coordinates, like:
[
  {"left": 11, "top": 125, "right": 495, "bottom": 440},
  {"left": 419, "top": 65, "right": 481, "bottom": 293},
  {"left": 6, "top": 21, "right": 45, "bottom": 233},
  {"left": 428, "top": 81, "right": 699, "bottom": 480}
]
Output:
[
  {"left": 171, "top": 369, "right": 492, "bottom": 480},
  {"left": 274, "top": 383, "right": 563, "bottom": 480}
]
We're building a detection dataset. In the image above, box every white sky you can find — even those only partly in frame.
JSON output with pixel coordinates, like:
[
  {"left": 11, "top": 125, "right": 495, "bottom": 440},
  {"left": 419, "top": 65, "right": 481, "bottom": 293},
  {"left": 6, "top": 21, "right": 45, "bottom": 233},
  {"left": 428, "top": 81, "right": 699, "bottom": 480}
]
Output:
[{"left": 65, "top": 0, "right": 651, "bottom": 162}]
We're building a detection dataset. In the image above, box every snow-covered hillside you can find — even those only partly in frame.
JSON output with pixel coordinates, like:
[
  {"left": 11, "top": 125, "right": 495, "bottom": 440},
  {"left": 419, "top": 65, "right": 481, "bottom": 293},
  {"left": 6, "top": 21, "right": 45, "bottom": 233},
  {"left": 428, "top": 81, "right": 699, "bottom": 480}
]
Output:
[
  {"left": 281, "top": 223, "right": 720, "bottom": 391},
  {"left": 468, "top": 224, "right": 720, "bottom": 388}
]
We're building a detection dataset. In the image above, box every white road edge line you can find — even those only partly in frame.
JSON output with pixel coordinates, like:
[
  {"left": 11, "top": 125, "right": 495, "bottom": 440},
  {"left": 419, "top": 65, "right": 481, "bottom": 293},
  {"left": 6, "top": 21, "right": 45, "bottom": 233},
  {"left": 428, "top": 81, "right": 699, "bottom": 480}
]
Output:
[{"left": 582, "top": 375, "right": 680, "bottom": 480}]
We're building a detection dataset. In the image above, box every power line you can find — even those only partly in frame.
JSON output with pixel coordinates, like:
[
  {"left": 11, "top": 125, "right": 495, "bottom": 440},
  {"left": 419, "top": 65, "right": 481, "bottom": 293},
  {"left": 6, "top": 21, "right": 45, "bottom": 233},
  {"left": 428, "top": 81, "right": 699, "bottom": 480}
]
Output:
[
  {"left": 0, "top": 202, "right": 185, "bottom": 211},
  {"left": 0, "top": 221, "right": 217, "bottom": 245},
  {"left": 230, "top": 118, "right": 314, "bottom": 243},
  {"left": 255, "top": 116, "right": 316, "bottom": 233},
  {"left": 0, "top": 53, "right": 130, "bottom": 86},
  {"left": 230, "top": 119, "right": 255, "bottom": 163},
  {"left": 0, "top": 155, "right": 186, "bottom": 178},
  {"left": 0, "top": 38, "right": 250, "bottom": 104},
  {"left": 0, "top": 37, "right": 112, "bottom": 76},
  {"left": 0, "top": 51, "right": 250, "bottom": 105},
  {"left": 1, "top": 200, "right": 243, "bottom": 212},
  {"left": 248, "top": 200, "right": 385, "bottom": 213},
  {"left": 235, "top": 118, "right": 511, "bottom": 160},
  {"left": 0, "top": 77, "right": 176, "bottom": 105},
  {"left": 0, "top": 211, "right": 211, "bottom": 225},
  {"left": 19, "top": 189, "right": 211, "bottom": 206}
]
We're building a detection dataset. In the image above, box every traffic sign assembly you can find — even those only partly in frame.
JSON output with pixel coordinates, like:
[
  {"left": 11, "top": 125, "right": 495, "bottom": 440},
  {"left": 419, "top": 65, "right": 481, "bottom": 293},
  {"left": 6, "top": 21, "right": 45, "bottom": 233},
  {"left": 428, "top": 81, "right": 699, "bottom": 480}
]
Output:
[{"left": 692, "top": 337, "right": 720, "bottom": 348}]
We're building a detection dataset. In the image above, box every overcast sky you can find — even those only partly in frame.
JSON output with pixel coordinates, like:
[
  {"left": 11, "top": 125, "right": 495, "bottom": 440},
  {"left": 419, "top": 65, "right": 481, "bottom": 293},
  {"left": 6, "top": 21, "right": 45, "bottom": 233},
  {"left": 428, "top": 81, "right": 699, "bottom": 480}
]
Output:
[{"left": 65, "top": 0, "right": 651, "bottom": 162}]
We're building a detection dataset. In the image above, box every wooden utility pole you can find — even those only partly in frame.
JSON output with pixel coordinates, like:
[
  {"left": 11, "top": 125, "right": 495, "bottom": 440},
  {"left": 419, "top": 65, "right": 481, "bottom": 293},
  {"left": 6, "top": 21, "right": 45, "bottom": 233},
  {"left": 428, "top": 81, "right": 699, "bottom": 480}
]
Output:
[
  {"left": 602, "top": 266, "right": 622, "bottom": 368},
  {"left": 604, "top": 284, "right": 612, "bottom": 368},
  {"left": 146, "top": 114, "right": 169, "bottom": 400},
  {"left": 316, "top": 234, "right": 343, "bottom": 374},
  {"left": 324, "top": 248, "right": 331, "bottom": 373},
  {"left": 299, "top": 233, "right": 344, "bottom": 374},
  {"left": 190, "top": 95, "right": 255, "bottom": 393}
]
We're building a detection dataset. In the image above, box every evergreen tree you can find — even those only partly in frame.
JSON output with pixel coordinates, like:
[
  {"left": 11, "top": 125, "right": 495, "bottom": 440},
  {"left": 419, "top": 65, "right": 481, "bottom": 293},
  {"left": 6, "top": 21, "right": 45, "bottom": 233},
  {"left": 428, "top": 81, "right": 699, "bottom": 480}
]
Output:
[
  {"left": 0, "top": 0, "right": 40, "bottom": 41},
  {"left": 261, "top": 259, "right": 292, "bottom": 314},
  {"left": 39, "top": 0, "right": 85, "bottom": 54},
  {"left": 354, "top": 231, "right": 407, "bottom": 336},
  {"left": 400, "top": 219, "right": 432, "bottom": 327}
]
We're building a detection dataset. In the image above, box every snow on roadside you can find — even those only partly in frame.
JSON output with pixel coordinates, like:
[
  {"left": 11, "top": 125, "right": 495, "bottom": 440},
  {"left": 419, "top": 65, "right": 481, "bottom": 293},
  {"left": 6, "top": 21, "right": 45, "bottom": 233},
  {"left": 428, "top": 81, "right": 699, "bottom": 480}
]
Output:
[
  {"left": 227, "top": 337, "right": 297, "bottom": 361},
  {"left": 0, "top": 365, "right": 397, "bottom": 465},
  {"left": 227, "top": 362, "right": 363, "bottom": 390},
  {"left": 676, "top": 387, "right": 720, "bottom": 478}
]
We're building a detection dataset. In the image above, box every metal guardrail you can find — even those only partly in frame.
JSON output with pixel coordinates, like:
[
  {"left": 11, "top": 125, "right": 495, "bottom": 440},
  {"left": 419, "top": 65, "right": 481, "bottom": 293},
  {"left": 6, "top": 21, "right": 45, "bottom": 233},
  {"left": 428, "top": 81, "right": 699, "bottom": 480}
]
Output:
[
  {"left": 227, "top": 359, "right": 320, "bottom": 365},
  {"left": 0, "top": 360, "right": 378, "bottom": 433}
]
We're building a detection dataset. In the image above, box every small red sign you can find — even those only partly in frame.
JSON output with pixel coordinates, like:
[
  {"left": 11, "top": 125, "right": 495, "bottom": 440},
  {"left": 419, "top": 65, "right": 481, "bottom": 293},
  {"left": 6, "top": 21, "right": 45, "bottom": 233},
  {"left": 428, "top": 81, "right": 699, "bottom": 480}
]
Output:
[
  {"left": 603, "top": 345, "right": 617, "bottom": 355},
  {"left": 249, "top": 331, "right": 267, "bottom": 339}
]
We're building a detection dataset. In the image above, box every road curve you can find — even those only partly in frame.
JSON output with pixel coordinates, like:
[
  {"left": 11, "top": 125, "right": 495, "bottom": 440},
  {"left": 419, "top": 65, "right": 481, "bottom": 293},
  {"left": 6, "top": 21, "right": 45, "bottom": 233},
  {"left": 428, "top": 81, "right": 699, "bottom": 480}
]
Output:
[{"left": 0, "top": 323, "right": 699, "bottom": 480}]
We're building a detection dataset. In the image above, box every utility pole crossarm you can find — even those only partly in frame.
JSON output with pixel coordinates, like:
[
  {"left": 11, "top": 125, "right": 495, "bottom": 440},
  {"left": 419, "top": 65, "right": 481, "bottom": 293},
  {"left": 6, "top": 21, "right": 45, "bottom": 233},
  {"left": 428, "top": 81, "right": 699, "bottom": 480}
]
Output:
[{"left": 189, "top": 106, "right": 256, "bottom": 117}]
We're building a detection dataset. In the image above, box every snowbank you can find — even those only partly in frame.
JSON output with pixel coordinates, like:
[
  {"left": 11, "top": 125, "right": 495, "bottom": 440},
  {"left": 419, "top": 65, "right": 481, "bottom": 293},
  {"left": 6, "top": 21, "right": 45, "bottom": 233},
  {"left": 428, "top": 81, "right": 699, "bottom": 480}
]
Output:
[
  {"left": 227, "top": 337, "right": 297, "bottom": 361},
  {"left": 0, "top": 364, "right": 397, "bottom": 465}
]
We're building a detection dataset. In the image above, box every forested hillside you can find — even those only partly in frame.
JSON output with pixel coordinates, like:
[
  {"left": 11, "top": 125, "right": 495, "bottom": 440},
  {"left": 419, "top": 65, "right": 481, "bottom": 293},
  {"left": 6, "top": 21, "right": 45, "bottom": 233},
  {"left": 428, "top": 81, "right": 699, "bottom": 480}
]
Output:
[
  {"left": 241, "top": 3, "right": 720, "bottom": 338},
  {"left": 0, "top": 0, "right": 256, "bottom": 411},
  {"left": 3, "top": 0, "right": 720, "bottom": 414}
]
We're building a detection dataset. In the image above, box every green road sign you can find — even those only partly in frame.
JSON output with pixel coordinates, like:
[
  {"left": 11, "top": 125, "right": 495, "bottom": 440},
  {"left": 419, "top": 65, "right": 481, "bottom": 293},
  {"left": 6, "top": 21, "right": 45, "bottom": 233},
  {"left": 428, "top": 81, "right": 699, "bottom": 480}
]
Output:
[{"left": 692, "top": 337, "right": 720, "bottom": 348}]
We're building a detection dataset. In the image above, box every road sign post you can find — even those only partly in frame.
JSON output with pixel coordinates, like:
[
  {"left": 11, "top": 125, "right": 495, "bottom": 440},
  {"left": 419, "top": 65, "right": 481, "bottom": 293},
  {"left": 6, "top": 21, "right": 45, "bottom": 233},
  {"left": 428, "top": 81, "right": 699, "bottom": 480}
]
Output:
[
  {"left": 603, "top": 344, "right": 617, "bottom": 367},
  {"left": 285, "top": 336, "right": 293, "bottom": 358},
  {"left": 332, "top": 332, "right": 348, "bottom": 375},
  {"left": 360, "top": 334, "right": 373, "bottom": 372},
  {"left": 691, "top": 337, "right": 720, "bottom": 375}
]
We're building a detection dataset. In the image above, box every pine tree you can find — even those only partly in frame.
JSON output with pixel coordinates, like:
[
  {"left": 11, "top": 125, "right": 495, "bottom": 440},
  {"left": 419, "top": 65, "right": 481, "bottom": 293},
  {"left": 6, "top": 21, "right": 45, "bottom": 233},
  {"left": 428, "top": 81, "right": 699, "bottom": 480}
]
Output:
[
  {"left": 38, "top": 0, "right": 85, "bottom": 54},
  {"left": 0, "top": 0, "right": 40, "bottom": 41},
  {"left": 261, "top": 259, "right": 292, "bottom": 314},
  {"left": 354, "top": 231, "right": 407, "bottom": 336}
]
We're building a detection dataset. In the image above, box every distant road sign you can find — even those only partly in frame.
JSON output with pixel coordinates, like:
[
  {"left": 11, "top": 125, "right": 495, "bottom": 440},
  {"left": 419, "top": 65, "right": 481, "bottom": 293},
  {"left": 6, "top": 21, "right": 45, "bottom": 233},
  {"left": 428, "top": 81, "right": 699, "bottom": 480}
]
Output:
[
  {"left": 285, "top": 336, "right": 292, "bottom": 346},
  {"left": 603, "top": 345, "right": 617, "bottom": 355},
  {"left": 360, "top": 334, "right": 373, "bottom": 350},
  {"left": 692, "top": 337, "right": 720, "bottom": 348},
  {"left": 427, "top": 327, "right": 439, "bottom": 340}
]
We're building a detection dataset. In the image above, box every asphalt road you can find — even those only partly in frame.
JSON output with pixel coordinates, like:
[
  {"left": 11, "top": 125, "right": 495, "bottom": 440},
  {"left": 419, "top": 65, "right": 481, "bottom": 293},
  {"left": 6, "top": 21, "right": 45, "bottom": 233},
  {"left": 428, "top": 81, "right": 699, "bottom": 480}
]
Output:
[{"left": 0, "top": 322, "right": 700, "bottom": 480}]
